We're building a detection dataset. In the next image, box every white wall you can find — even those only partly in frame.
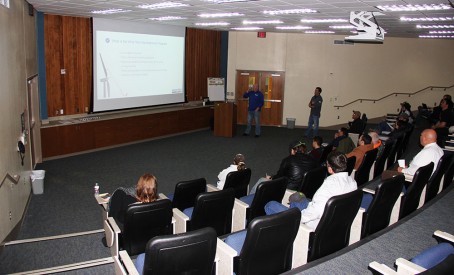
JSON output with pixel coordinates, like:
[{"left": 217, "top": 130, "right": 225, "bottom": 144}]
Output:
[
  {"left": 0, "top": 0, "right": 38, "bottom": 243},
  {"left": 227, "top": 32, "right": 454, "bottom": 127}
]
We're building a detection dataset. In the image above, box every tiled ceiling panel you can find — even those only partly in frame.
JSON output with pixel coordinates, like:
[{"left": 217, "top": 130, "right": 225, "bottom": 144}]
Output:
[{"left": 25, "top": 0, "right": 454, "bottom": 38}]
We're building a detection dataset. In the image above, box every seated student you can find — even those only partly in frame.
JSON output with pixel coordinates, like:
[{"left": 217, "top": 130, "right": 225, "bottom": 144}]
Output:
[
  {"left": 250, "top": 141, "right": 317, "bottom": 193},
  {"left": 348, "top": 110, "right": 365, "bottom": 135},
  {"left": 331, "top": 127, "right": 355, "bottom": 154},
  {"left": 265, "top": 151, "right": 357, "bottom": 230},
  {"left": 418, "top": 94, "right": 452, "bottom": 125},
  {"left": 347, "top": 134, "right": 374, "bottom": 170},
  {"left": 108, "top": 174, "right": 159, "bottom": 226},
  {"left": 369, "top": 129, "right": 384, "bottom": 159},
  {"left": 397, "top": 129, "right": 443, "bottom": 178},
  {"left": 378, "top": 102, "right": 413, "bottom": 134},
  {"left": 431, "top": 98, "right": 454, "bottom": 147},
  {"left": 383, "top": 119, "right": 409, "bottom": 146},
  {"left": 308, "top": 136, "right": 323, "bottom": 162},
  {"left": 216, "top": 153, "right": 246, "bottom": 190}
]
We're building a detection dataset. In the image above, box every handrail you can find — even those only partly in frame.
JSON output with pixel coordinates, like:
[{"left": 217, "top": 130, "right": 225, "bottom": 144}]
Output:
[
  {"left": 334, "top": 84, "right": 454, "bottom": 108},
  {"left": 0, "top": 173, "right": 21, "bottom": 189}
]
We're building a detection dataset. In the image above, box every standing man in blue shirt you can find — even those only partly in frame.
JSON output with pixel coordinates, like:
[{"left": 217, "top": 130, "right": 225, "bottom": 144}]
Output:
[
  {"left": 243, "top": 84, "right": 264, "bottom": 137},
  {"left": 305, "top": 87, "right": 323, "bottom": 138}
]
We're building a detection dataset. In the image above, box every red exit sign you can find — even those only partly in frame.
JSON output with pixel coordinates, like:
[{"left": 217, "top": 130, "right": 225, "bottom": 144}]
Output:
[{"left": 257, "top": 32, "right": 266, "bottom": 38}]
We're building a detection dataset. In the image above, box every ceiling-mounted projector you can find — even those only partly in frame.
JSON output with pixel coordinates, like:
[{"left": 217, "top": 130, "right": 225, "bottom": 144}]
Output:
[{"left": 345, "top": 11, "right": 385, "bottom": 44}]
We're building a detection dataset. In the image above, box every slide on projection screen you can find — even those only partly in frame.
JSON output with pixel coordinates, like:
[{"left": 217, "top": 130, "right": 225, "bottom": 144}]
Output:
[{"left": 92, "top": 18, "right": 186, "bottom": 113}]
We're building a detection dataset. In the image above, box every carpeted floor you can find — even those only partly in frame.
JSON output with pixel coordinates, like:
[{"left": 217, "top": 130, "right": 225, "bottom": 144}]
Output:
[{"left": 0, "top": 121, "right": 426, "bottom": 274}]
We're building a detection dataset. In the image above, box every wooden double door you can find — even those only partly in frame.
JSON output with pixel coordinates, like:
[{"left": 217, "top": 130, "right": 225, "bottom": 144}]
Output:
[{"left": 236, "top": 70, "right": 285, "bottom": 126}]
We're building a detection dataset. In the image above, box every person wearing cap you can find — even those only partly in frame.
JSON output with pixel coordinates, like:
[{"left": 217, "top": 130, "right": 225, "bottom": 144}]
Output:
[
  {"left": 249, "top": 140, "right": 318, "bottom": 193},
  {"left": 348, "top": 110, "right": 365, "bottom": 135},
  {"left": 216, "top": 153, "right": 246, "bottom": 190},
  {"left": 264, "top": 151, "right": 357, "bottom": 230},
  {"left": 304, "top": 87, "right": 323, "bottom": 138}
]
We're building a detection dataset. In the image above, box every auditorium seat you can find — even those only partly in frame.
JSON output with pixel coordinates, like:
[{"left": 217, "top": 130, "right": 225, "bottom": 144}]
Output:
[
  {"left": 399, "top": 162, "right": 434, "bottom": 220},
  {"left": 163, "top": 178, "right": 206, "bottom": 211},
  {"left": 292, "top": 189, "right": 364, "bottom": 267},
  {"left": 319, "top": 144, "right": 333, "bottom": 165},
  {"left": 425, "top": 154, "right": 453, "bottom": 203},
  {"left": 104, "top": 199, "right": 174, "bottom": 257},
  {"left": 374, "top": 141, "right": 393, "bottom": 178},
  {"left": 347, "top": 156, "right": 356, "bottom": 176},
  {"left": 114, "top": 227, "right": 217, "bottom": 275},
  {"left": 369, "top": 230, "right": 454, "bottom": 274},
  {"left": 361, "top": 174, "right": 405, "bottom": 238},
  {"left": 354, "top": 148, "right": 378, "bottom": 187},
  {"left": 232, "top": 177, "right": 287, "bottom": 231},
  {"left": 282, "top": 166, "right": 327, "bottom": 204},
  {"left": 217, "top": 208, "right": 301, "bottom": 275},
  {"left": 223, "top": 168, "right": 252, "bottom": 198},
  {"left": 172, "top": 188, "right": 235, "bottom": 235},
  {"left": 299, "top": 166, "right": 327, "bottom": 200}
]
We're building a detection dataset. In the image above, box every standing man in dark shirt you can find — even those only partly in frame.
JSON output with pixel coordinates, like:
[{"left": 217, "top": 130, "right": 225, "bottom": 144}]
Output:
[
  {"left": 305, "top": 87, "right": 323, "bottom": 138},
  {"left": 243, "top": 84, "right": 264, "bottom": 137}
]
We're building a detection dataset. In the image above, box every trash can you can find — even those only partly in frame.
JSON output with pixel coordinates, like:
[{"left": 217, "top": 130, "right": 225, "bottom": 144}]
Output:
[
  {"left": 287, "top": 118, "right": 296, "bottom": 129},
  {"left": 31, "top": 170, "right": 45, "bottom": 195}
]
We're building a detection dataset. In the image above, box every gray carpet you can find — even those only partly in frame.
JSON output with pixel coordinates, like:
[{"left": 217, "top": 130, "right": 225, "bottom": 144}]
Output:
[{"left": 0, "top": 121, "right": 427, "bottom": 274}]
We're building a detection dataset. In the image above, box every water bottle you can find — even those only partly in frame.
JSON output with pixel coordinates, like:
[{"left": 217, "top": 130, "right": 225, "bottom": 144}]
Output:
[{"left": 94, "top": 183, "right": 99, "bottom": 197}]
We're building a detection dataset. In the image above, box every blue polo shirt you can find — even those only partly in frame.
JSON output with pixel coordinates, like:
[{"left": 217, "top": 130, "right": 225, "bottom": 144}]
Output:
[{"left": 243, "top": 90, "right": 264, "bottom": 111}]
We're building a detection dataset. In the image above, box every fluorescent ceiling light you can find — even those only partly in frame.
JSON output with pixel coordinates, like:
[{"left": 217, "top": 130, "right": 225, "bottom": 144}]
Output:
[
  {"left": 198, "top": 13, "right": 243, "bottom": 18},
  {"left": 417, "top": 25, "right": 454, "bottom": 29},
  {"left": 231, "top": 27, "right": 263, "bottom": 30},
  {"left": 263, "top": 9, "right": 317, "bottom": 15},
  {"left": 276, "top": 26, "right": 312, "bottom": 30},
  {"left": 429, "top": 30, "right": 454, "bottom": 34},
  {"left": 419, "top": 35, "right": 454, "bottom": 38},
  {"left": 91, "top": 9, "right": 131, "bottom": 14},
  {"left": 204, "top": 0, "right": 256, "bottom": 3},
  {"left": 329, "top": 25, "right": 356, "bottom": 29},
  {"left": 376, "top": 4, "right": 452, "bottom": 12},
  {"left": 149, "top": 16, "right": 186, "bottom": 21},
  {"left": 138, "top": 2, "right": 190, "bottom": 10},
  {"left": 400, "top": 17, "right": 454, "bottom": 22},
  {"left": 243, "top": 20, "right": 283, "bottom": 25},
  {"left": 305, "top": 30, "right": 335, "bottom": 34},
  {"left": 195, "top": 22, "right": 230, "bottom": 26},
  {"left": 301, "top": 19, "right": 348, "bottom": 23}
]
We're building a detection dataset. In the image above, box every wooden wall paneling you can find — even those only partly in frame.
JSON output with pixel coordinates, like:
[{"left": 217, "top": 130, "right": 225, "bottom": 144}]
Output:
[
  {"left": 62, "top": 16, "right": 92, "bottom": 115},
  {"left": 62, "top": 16, "right": 77, "bottom": 116},
  {"left": 76, "top": 17, "right": 92, "bottom": 114},
  {"left": 158, "top": 111, "right": 180, "bottom": 135},
  {"left": 185, "top": 28, "right": 221, "bottom": 102},
  {"left": 44, "top": 14, "right": 64, "bottom": 117}
]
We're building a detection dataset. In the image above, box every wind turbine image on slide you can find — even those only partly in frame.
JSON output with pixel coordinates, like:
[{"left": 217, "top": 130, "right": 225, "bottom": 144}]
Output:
[
  {"left": 99, "top": 53, "right": 127, "bottom": 98},
  {"left": 99, "top": 53, "right": 111, "bottom": 98}
]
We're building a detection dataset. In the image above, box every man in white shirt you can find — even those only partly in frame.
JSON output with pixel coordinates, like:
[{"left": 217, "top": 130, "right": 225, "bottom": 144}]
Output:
[
  {"left": 265, "top": 151, "right": 357, "bottom": 230},
  {"left": 397, "top": 129, "right": 443, "bottom": 177}
]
